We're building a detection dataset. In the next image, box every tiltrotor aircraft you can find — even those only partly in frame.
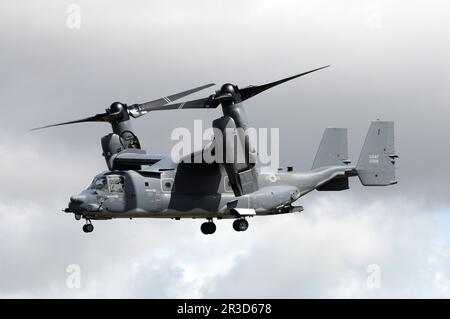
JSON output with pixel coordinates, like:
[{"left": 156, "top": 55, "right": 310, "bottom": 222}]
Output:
[{"left": 33, "top": 66, "right": 398, "bottom": 234}]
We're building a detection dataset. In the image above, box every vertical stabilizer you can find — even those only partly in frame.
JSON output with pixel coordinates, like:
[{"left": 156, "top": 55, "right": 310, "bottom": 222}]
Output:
[
  {"left": 312, "top": 128, "right": 349, "bottom": 169},
  {"left": 356, "top": 121, "right": 397, "bottom": 186}
]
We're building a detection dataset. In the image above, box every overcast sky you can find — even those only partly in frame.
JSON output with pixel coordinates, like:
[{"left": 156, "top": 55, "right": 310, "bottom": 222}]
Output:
[{"left": 0, "top": 0, "right": 449, "bottom": 298}]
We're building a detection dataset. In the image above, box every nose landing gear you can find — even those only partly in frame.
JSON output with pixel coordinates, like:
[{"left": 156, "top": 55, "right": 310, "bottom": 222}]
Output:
[
  {"left": 82, "top": 220, "right": 94, "bottom": 233},
  {"left": 200, "top": 220, "right": 216, "bottom": 235},
  {"left": 233, "top": 218, "right": 249, "bottom": 232}
]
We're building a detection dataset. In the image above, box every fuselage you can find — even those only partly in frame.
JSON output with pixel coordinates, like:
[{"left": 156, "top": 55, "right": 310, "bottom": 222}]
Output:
[{"left": 67, "top": 162, "right": 352, "bottom": 220}]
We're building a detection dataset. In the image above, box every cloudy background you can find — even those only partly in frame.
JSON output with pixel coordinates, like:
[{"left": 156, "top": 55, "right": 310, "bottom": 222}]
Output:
[{"left": 0, "top": 0, "right": 449, "bottom": 298}]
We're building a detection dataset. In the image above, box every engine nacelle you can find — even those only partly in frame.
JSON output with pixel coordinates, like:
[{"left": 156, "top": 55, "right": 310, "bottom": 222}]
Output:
[
  {"left": 101, "top": 133, "right": 125, "bottom": 167},
  {"left": 213, "top": 116, "right": 259, "bottom": 196}
]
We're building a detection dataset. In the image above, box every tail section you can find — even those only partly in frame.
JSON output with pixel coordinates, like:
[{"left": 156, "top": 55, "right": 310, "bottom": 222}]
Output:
[
  {"left": 312, "top": 128, "right": 350, "bottom": 169},
  {"left": 356, "top": 121, "right": 398, "bottom": 186}
]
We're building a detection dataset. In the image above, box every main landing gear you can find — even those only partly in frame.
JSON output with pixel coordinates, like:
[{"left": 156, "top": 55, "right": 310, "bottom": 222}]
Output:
[
  {"left": 201, "top": 220, "right": 216, "bottom": 235},
  {"left": 200, "top": 218, "right": 250, "bottom": 235},
  {"left": 82, "top": 220, "right": 94, "bottom": 233},
  {"left": 233, "top": 218, "right": 249, "bottom": 232}
]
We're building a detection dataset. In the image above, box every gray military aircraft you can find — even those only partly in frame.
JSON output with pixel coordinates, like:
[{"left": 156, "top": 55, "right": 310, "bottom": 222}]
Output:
[{"left": 33, "top": 66, "right": 398, "bottom": 234}]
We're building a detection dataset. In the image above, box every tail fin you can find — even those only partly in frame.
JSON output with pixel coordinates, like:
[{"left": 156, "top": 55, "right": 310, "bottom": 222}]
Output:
[
  {"left": 312, "top": 128, "right": 350, "bottom": 169},
  {"left": 356, "top": 121, "right": 398, "bottom": 186}
]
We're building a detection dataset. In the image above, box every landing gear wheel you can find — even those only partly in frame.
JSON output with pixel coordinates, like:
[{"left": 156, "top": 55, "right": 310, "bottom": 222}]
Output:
[
  {"left": 82, "top": 223, "right": 94, "bottom": 233},
  {"left": 201, "top": 222, "right": 216, "bottom": 235},
  {"left": 207, "top": 222, "right": 216, "bottom": 234},
  {"left": 233, "top": 219, "right": 249, "bottom": 232}
]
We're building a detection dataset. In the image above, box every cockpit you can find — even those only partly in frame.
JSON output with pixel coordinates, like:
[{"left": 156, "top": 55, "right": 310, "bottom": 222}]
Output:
[{"left": 88, "top": 174, "right": 124, "bottom": 193}]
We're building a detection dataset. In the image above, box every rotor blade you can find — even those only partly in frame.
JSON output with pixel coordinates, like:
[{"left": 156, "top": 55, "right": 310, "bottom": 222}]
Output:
[
  {"left": 239, "top": 65, "right": 330, "bottom": 102},
  {"left": 129, "top": 83, "right": 216, "bottom": 118},
  {"left": 131, "top": 97, "right": 219, "bottom": 115},
  {"left": 30, "top": 113, "right": 110, "bottom": 131},
  {"left": 145, "top": 66, "right": 330, "bottom": 111}
]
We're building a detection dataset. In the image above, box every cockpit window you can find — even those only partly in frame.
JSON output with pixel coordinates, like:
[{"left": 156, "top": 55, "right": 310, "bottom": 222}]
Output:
[
  {"left": 108, "top": 175, "right": 124, "bottom": 193},
  {"left": 90, "top": 176, "right": 108, "bottom": 191},
  {"left": 89, "top": 175, "right": 124, "bottom": 193}
]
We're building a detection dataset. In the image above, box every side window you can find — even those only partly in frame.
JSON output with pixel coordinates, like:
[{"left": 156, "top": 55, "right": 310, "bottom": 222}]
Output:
[{"left": 108, "top": 175, "right": 124, "bottom": 193}]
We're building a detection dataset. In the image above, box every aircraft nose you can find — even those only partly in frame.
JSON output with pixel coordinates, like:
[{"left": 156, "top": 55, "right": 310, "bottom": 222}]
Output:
[
  {"left": 69, "top": 194, "right": 103, "bottom": 213},
  {"left": 70, "top": 195, "right": 86, "bottom": 204}
]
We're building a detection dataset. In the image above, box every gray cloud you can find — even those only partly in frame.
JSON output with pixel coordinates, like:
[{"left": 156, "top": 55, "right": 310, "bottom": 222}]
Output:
[{"left": 0, "top": 193, "right": 448, "bottom": 298}]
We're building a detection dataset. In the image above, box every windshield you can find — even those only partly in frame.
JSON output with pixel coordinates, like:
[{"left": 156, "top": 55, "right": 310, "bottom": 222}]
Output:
[
  {"left": 90, "top": 176, "right": 108, "bottom": 191},
  {"left": 89, "top": 175, "right": 124, "bottom": 193}
]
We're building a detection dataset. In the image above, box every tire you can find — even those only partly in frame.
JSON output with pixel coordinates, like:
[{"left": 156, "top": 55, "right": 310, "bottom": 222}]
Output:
[
  {"left": 83, "top": 224, "right": 94, "bottom": 233},
  {"left": 201, "top": 222, "right": 216, "bottom": 235},
  {"left": 233, "top": 219, "right": 248, "bottom": 232},
  {"left": 207, "top": 222, "right": 216, "bottom": 234},
  {"left": 201, "top": 222, "right": 210, "bottom": 234},
  {"left": 233, "top": 219, "right": 241, "bottom": 232}
]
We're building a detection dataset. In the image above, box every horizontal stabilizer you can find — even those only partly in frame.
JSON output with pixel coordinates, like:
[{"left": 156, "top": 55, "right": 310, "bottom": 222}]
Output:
[{"left": 317, "top": 177, "right": 349, "bottom": 191}]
